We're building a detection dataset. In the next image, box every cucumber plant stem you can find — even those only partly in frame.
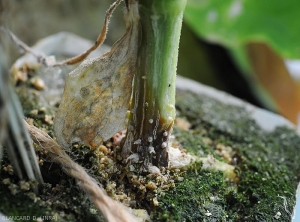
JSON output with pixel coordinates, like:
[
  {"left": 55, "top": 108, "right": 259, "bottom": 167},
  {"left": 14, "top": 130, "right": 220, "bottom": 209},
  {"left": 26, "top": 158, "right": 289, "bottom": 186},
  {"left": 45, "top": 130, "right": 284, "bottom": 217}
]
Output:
[{"left": 122, "top": 0, "right": 187, "bottom": 167}]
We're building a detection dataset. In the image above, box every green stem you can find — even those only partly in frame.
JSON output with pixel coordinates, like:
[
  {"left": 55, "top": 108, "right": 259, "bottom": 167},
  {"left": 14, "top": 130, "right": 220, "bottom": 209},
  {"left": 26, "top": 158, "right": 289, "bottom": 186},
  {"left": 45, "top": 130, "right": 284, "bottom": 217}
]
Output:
[{"left": 122, "top": 0, "right": 187, "bottom": 167}]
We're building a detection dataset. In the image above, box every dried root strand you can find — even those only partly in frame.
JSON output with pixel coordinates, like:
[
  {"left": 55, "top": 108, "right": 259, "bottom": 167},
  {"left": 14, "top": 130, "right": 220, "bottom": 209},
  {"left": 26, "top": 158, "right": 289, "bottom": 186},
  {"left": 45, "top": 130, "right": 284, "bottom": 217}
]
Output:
[
  {"left": 54, "top": 0, "right": 123, "bottom": 66},
  {"left": 1, "top": 0, "right": 123, "bottom": 67},
  {"left": 25, "top": 121, "right": 137, "bottom": 222},
  {"left": 0, "top": 26, "right": 50, "bottom": 65}
]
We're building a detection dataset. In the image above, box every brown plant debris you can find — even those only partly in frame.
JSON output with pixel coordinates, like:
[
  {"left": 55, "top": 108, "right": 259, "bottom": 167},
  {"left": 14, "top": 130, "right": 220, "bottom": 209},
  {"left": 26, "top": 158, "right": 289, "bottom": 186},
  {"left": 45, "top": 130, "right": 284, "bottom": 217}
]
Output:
[{"left": 54, "top": 0, "right": 140, "bottom": 148}]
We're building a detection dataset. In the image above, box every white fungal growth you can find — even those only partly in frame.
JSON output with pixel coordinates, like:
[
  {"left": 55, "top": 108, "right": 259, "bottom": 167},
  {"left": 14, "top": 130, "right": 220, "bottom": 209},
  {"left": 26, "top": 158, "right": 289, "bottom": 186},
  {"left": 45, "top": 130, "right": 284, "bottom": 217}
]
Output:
[
  {"left": 126, "top": 153, "right": 139, "bottom": 163},
  {"left": 161, "top": 142, "right": 167, "bottom": 148},
  {"left": 163, "top": 131, "right": 168, "bottom": 137},
  {"left": 129, "top": 165, "right": 135, "bottom": 171},
  {"left": 149, "top": 119, "right": 153, "bottom": 124},
  {"left": 149, "top": 146, "right": 155, "bottom": 154},
  {"left": 168, "top": 147, "right": 236, "bottom": 179},
  {"left": 205, "top": 210, "right": 212, "bottom": 217},
  {"left": 148, "top": 165, "right": 161, "bottom": 175},
  {"left": 274, "top": 212, "right": 281, "bottom": 219},
  {"left": 134, "top": 139, "right": 141, "bottom": 144},
  {"left": 167, "top": 104, "right": 175, "bottom": 110},
  {"left": 148, "top": 137, "right": 153, "bottom": 143},
  {"left": 167, "top": 116, "right": 173, "bottom": 123}
]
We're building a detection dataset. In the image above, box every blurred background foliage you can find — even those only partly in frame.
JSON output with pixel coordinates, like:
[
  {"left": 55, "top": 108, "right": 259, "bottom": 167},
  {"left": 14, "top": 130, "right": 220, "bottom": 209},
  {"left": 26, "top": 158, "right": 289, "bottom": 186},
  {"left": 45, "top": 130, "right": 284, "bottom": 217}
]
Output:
[
  {"left": 3, "top": 0, "right": 300, "bottom": 125},
  {"left": 182, "top": 0, "right": 300, "bottom": 125}
]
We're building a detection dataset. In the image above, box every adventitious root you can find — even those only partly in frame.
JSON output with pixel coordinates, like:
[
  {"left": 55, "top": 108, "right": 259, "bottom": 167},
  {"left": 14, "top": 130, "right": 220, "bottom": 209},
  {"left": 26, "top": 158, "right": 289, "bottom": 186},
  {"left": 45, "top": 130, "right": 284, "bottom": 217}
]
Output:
[{"left": 25, "top": 121, "right": 137, "bottom": 222}]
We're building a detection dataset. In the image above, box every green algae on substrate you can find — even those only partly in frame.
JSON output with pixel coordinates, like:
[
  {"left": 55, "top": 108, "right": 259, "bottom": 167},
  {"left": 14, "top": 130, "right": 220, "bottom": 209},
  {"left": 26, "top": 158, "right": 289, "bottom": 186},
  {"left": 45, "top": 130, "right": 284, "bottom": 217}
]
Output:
[
  {"left": 152, "top": 90, "right": 300, "bottom": 221},
  {"left": 15, "top": 84, "right": 56, "bottom": 137},
  {"left": 15, "top": 85, "right": 55, "bottom": 116},
  {"left": 154, "top": 171, "right": 228, "bottom": 221}
]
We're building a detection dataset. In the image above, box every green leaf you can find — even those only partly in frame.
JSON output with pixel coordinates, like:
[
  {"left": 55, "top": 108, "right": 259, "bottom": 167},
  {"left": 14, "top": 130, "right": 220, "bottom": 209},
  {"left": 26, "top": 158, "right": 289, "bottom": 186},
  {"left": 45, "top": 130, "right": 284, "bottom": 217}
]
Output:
[{"left": 184, "top": 0, "right": 300, "bottom": 58}]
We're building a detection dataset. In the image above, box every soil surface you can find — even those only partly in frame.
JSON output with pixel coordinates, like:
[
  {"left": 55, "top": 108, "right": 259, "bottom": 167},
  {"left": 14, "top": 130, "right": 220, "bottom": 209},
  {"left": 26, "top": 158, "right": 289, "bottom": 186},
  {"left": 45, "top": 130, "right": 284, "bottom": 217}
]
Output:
[{"left": 0, "top": 66, "right": 299, "bottom": 222}]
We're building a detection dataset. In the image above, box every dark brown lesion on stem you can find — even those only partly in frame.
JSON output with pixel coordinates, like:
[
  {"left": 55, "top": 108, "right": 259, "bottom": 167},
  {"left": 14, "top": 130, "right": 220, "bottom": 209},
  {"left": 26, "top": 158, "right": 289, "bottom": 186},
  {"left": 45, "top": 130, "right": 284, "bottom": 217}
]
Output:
[
  {"left": 149, "top": 121, "right": 173, "bottom": 167},
  {"left": 123, "top": 115, "right": 173, "bottom": 167}
]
